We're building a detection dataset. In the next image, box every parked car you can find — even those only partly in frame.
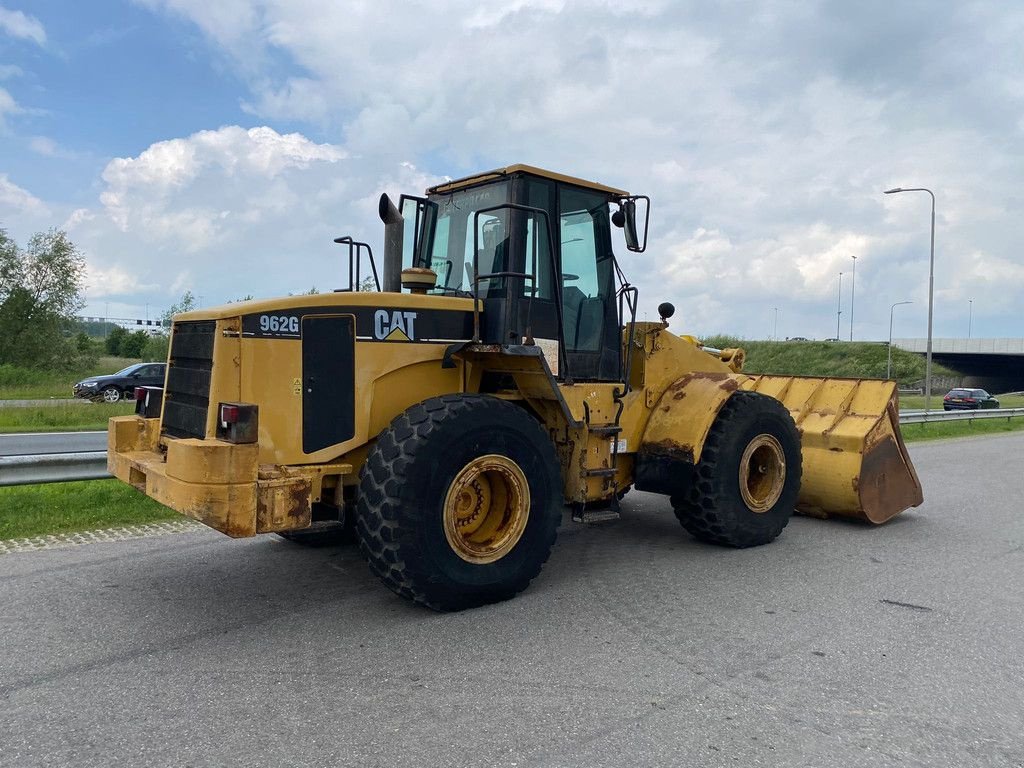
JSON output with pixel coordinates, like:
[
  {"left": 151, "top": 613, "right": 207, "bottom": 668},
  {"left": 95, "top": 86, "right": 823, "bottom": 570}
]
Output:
[
  {"left": 73, "top": 363, "right": 167, "bottom": 403},
  {"left": 942, "top": 388, "right": 1000, "bottom": 411}
]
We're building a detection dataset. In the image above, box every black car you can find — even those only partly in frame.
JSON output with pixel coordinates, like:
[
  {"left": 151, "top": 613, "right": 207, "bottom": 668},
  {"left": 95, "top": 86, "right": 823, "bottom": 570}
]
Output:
[
  {"left": 73, "top": 363, "right": 167, "bottom": 403},
  {"left": 942, "top": 388, "right": 1000, "bottom": 411}
]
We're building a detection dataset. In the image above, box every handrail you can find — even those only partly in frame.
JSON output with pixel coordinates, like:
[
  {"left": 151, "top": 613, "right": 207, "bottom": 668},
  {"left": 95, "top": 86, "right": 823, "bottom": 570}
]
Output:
[{"left": 333, "top": 235, "right": 381, "bottom": 292}]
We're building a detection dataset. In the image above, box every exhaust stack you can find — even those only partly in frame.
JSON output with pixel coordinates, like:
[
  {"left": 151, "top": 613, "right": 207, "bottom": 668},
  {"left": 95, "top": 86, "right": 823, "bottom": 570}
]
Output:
[{"left": 378, "top": 193, "right": 404, "bottom": 293}]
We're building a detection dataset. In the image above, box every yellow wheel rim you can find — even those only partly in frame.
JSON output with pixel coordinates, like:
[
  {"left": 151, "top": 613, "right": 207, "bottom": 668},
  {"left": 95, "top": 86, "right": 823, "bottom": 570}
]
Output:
[
  {"left": 738, "top": 434, "right": 786, "bottom": 513},
  {"left": 443, "top": 454, "right": 530, "bottom": 564}
]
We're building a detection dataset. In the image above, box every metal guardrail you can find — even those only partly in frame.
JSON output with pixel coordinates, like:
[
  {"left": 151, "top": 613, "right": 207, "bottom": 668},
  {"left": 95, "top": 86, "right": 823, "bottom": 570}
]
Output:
[
  {"left": 898, "top": 407, "right": 1024, "bottom": 425},
  {"left": 0, "top": 452, "right": 110, "bottom": 487},
  {"left": 3, "top": 407, "right": 1024, "bottom": 487}
]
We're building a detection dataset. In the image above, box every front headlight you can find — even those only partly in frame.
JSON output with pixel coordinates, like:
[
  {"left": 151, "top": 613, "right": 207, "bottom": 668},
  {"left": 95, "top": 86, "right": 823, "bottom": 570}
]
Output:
[{"left": 80, "top": 380, "right": 98, "bottom": 387}]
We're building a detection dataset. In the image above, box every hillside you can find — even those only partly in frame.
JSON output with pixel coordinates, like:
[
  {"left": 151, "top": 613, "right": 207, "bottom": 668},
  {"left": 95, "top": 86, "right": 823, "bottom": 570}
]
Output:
[{"left": 700, "top": 336, "right": 952, "bottom": 386}]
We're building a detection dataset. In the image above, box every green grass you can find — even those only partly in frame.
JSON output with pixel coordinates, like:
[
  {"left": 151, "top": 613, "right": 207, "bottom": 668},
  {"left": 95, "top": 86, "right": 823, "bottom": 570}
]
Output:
[
  {"left": 0, "top": 402, "right": 134, "bottom": 433},
  {"left": 701, "top": 337, "right": 954, "bottom": 386},
  {"left": 0, "top": 480, "right": 180, "bottom": 540},
  {"left": 900, "top": 416, "right": 1024, "bottom": 443},
  {"left": 0, "top": 356, "right": 140, "bottom": 400}
]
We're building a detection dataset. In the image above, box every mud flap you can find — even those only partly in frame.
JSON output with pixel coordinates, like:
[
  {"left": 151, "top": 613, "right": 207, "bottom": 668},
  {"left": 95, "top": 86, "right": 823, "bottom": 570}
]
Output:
[{"left": 744, "top": 376, "right": 923, "bottom": 524}]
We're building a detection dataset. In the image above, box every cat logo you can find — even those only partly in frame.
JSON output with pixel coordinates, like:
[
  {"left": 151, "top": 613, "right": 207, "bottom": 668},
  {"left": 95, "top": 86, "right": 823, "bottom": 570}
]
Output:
[{"left": 374, "top": 309, "right": 417, "bottom": 341}]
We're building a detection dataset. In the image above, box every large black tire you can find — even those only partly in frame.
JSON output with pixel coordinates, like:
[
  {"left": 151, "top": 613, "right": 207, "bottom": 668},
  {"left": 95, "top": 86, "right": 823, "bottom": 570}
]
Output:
[
  {"left": 671, "top": 391, "right": 801, "bottom": 548},
  {"left": 356, "top": 394, "right": 563, "bottom": 611}
]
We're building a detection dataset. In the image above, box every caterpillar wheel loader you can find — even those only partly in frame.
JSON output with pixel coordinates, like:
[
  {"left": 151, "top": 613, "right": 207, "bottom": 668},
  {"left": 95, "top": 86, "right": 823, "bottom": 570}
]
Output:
[{"left": 109, "top": 165, "right": 923, "bottom": 611}]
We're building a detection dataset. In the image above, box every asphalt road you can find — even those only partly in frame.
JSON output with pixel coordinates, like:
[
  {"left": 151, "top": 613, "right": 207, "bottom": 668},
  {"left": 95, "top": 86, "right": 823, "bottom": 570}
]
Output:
[
  {"left": 2, "top": 435, "right": 1023, "bottom": 767},
  {"left": 0, "top": 431, "right": 106, "bottom": 457}
]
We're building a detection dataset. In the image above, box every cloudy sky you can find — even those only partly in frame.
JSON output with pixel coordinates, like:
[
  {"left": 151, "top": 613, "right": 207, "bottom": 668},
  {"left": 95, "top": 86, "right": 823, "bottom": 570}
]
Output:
[{"left": 0, "top": 1, "right": 1021, "bottom": 341}]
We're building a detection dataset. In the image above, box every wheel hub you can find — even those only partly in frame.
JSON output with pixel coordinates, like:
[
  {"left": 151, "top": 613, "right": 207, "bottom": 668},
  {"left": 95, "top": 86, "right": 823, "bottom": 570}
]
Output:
[
  {"left": 443, "top": 454, "right": 530, "bottom": 564},
  {"left": 738, "top": 434, "right": 786, "bottom": 513}
]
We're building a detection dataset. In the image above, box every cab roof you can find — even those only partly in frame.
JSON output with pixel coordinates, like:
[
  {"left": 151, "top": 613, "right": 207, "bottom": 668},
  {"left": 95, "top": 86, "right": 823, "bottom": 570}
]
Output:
[{"left": 426, "top": 164, "right": 629, "bottom": 197}]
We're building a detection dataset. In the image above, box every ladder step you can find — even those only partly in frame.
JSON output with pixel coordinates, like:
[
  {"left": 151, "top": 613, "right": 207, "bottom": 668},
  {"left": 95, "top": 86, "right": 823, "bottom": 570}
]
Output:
[
  {"left": 573, "top": 508, "right": 620, "bottom": 525},
  {"left": 584, "top": 467, "right": 618, "bottom": 477},
  {"left": 588, "top": 425, "right": 622, "bottom": 436}
]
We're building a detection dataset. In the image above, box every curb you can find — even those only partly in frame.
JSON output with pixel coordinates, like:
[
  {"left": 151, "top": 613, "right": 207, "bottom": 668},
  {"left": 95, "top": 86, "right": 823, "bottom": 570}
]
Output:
[{"left": 0, "top": 519, "right": 204, "bottom": 555}]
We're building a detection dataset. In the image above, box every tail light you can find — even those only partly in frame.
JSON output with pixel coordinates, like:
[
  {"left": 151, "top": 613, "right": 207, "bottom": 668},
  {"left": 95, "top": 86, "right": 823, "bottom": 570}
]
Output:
[
  {"left": 134, "top": 386, "right": 163, "bottom": 418},
  {"left": 217, "top": 402, "right": 258, "bottom": 444}
]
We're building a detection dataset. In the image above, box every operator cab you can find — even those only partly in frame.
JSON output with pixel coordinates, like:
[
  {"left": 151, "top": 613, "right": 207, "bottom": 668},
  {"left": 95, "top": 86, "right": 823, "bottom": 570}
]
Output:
[{"left": 396, "top": 165, "right": 647, "bottom": 383}]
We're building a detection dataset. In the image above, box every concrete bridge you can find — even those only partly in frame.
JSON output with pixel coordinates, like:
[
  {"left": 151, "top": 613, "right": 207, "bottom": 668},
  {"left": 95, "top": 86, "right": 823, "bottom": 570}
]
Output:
[{"left": 891, "top": 338, "right": 1024, "bottom": 392}]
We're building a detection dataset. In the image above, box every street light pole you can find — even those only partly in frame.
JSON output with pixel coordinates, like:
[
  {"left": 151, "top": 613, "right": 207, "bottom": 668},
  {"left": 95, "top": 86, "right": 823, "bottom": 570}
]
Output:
[
  {"left": 968, "top": 299, "right": 973, "bottom": 339},
  {"left": 849, "top": 255, "right": 857, "bottom": 341},
  {"left": 772, "top": 307, "right": 779, "bottom": 341},
  {"left": 887, "top": 301, "right": 913, "bottom": 380},
  {"left": 836, "top": 272, "right": 843, "bottom": 340},
  {"left": 884, "top": 187, "right": 936, "bottom": 412}
]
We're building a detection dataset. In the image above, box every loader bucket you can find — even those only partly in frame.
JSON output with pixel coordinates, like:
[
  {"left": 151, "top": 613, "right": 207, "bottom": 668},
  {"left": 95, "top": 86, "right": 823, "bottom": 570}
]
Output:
[{"left": 743, "top": 376, "right": 923, "bottom": 524}]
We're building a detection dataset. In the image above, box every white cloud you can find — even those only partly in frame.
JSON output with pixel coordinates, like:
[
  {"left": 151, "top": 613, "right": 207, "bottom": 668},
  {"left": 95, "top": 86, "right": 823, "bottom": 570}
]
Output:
[
  {"left": 0, "top": 84, "right": 20, "bottom": 129},
  {"left": 48, "top": 2, "right": 1024, "bottom": 337},
  {"left": 0, "top": 172, "right": 45, "bottom": 213},
  {"left": 0, "top": 6, "right": 45, "bottom": 45},
  {"left": 0, "top": 63, "right": 22, "bottom": 79},
  {"left": 68, "top": 125, "right": 427, "bottom": 316}
]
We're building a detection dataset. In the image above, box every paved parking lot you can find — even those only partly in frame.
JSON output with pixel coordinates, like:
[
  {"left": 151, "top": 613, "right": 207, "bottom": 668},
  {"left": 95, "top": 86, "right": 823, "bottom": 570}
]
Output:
[{"left": 2, "top": 434, "right": 1023, "bottom": 767}]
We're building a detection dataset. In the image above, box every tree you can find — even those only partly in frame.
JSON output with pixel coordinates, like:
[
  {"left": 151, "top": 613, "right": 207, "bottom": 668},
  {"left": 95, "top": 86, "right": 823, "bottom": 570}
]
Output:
[
  {"left": 161, "top": 290, "right": 197, "bottom": 328},
  {"left": 121, "top": 330, "right": 149, "bottom": 358},
  {"left": 0, "top": 228, "right": 87, "bottom": 369},
  {"left": 106, "top": 326, "right": 128, "bottom": 356}
]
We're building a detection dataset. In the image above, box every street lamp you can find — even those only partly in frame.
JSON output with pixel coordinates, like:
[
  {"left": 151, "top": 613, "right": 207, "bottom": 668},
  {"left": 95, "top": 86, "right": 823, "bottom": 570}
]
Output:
[
  {"left": 887, "top": 301, "right": 913, "bottom": 380},
  {"left": 884, "top": 187, "right": 936, "bottom": 412},
  {"left": 772, "top": 307, "right": 779, "bottom": 341},
  {"left": 968, "top": 298, "right": 973, "bottom": 339},
  {"left": 849, "top": 255, "right": 857, "bottom": 341},
  {"left": 836, "top": 272, "right": 843, "bottom": 340}
]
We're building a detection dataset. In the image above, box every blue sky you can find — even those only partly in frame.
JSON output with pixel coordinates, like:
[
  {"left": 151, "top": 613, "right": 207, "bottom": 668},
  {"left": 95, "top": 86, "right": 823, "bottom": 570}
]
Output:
[{"left": 1, "top": 1, "right": 1022, "bottom": 343}]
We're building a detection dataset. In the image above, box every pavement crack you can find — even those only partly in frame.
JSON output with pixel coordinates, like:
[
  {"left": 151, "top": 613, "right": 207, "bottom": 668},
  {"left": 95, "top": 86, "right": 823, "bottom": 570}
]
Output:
[{"left": 880, "top": 598, "right": 933, "bottom": 612}]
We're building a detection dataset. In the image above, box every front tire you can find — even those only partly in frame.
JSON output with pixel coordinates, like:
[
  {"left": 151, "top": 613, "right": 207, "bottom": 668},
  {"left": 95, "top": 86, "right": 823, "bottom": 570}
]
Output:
[
  {"left": 101, "top": 386, "right": 121, "bottom": 403},
  {"left": 356, "top": 394, "right": 563, "bottom": 611},
  {"left": 671, "top": 391, "right": 801, "bottom": 548}
]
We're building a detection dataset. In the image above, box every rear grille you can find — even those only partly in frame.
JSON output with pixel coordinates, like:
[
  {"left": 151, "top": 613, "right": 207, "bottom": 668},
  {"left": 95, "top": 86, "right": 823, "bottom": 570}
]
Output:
[{"left": 162, "top": 320, "right": 216, "bottom": 439}]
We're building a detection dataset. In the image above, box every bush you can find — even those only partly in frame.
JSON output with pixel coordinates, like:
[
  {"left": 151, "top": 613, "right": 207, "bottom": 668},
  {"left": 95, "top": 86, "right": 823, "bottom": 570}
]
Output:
[
  {"left": 120, "top": 330, "right": 149, "bottom": 358},
  {"left": 144, "top": 334, "right": 169, "bottom": 362},
  {"left": 105, "top": 326, "right": 128, "bottom": 355}
]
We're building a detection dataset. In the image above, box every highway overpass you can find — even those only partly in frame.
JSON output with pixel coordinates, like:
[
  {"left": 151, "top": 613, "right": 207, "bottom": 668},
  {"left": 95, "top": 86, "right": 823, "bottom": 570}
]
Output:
[{"left": 891, "top": 338, "right": 1024, "bottom": 392}]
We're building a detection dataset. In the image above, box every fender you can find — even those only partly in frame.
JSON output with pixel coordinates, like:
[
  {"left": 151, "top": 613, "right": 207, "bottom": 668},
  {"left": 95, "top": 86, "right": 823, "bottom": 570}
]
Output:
[{"left": 635, "top": 371, "right": 751, "bottom": 495}]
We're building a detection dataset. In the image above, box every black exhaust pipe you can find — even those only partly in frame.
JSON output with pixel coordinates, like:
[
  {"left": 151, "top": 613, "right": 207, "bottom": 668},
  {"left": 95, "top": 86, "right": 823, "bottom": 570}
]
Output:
[{"left": 378, "top": 193, "right": 403, "bottom": 293}]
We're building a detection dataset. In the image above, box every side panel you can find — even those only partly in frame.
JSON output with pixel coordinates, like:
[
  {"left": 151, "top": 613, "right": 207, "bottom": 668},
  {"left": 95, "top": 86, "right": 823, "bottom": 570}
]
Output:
[{"left": 301, "top": 315, "right": 356, "bottom": 454}]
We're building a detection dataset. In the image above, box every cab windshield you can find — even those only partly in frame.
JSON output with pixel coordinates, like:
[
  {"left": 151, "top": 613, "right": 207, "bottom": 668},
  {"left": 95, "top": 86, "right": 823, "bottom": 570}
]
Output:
[{"left": 420, "top": 180, "right": 512, "bottom": 297}]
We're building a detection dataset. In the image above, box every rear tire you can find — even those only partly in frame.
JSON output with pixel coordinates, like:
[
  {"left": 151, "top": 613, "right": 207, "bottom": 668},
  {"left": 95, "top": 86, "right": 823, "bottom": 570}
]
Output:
[
  {"left": 671, "top": 391, "right": 801, "bottom": 548},
  {"left": 356, "top": 394, "right": 563, "bottom": 611}
]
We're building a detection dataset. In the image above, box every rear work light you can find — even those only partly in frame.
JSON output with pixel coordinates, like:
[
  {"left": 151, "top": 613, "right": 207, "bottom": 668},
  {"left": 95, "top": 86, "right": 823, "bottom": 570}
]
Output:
[
  {"left": 216, "top": 402, "right": 258, "bottom": 444},
  {"left": 134, "top": 386, "right": 163, "bottom": 419}
]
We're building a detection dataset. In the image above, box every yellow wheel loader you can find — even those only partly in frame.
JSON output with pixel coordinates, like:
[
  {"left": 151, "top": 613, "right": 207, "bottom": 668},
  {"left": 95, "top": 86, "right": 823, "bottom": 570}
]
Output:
[{"left": 109, "top": 165, "right": 923, "bottom": 611}]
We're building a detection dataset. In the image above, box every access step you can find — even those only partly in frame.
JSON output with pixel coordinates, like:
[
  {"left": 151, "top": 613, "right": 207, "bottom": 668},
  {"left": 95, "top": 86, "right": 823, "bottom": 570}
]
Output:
[
  {"left": 587, "top": 425, "right": 622, "bottom": 436},
  {"left": 584, "top": 467, "right": 618, "bottom": 477}
]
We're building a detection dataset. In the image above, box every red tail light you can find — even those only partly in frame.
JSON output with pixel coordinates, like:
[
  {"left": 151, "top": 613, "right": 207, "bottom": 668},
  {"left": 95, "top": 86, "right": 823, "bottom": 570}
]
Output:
[
  {"left": 219, "top": 404, "right": 240, "bottom": 424},
  {"left": 216, "top": 402, "right": 257, "bottom": 444},
  {"left": 135, "top": 387, "right": 147, "bottom": 401}
]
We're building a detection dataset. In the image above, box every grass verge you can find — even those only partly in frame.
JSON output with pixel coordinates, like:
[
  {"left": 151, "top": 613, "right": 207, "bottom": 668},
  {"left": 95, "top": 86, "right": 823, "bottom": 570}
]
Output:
[
  {"left": 900, "top": 417, "right": 1024, "bottom": 443},
  {"left": 0, "top": 402, "right": 134, "bottom": 433},
  {"left": 0, "top": 479, "right": 180, "bottom": 540},
  {"left": 0, "top": 357, "right": 141, "bottom": 400}
]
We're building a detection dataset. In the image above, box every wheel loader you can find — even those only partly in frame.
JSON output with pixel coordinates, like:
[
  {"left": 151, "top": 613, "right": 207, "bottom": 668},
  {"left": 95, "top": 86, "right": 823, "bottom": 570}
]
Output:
[{"left": 109, "top": 164, "right": 923, "bottom": 611}]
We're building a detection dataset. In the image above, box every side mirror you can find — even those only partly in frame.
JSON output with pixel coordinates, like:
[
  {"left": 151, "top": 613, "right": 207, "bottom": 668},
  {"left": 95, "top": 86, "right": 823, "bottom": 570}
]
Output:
[
  {"left": 615, "top": 196, "right": 650, "bottom": 253},
  {"left": 623, "top": 200, "right": 639, "bottom": 251}
]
